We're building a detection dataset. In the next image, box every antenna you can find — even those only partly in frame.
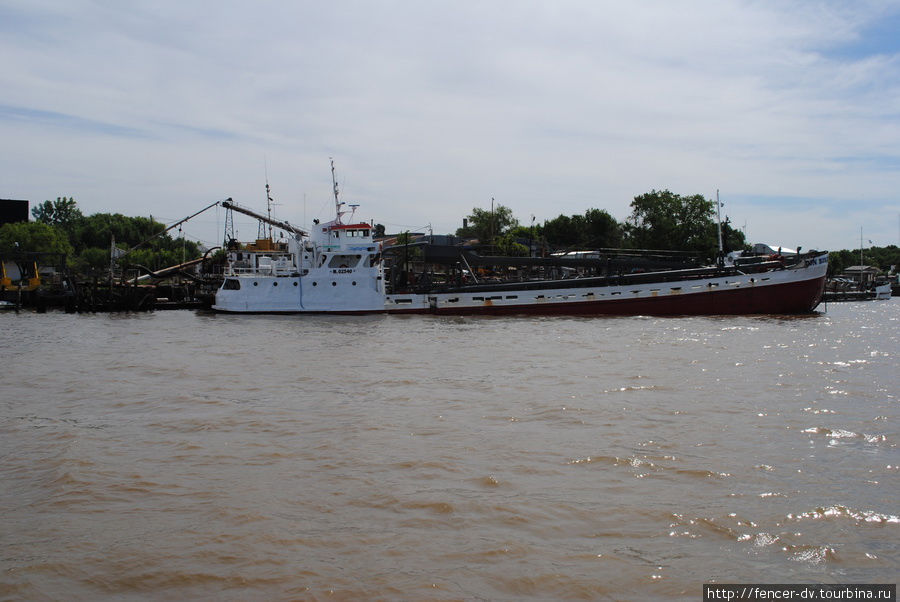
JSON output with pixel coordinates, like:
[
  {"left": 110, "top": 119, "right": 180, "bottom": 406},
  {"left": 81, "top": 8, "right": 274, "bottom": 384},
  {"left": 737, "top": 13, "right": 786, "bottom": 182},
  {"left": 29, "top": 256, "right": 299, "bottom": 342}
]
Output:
[
  {"left": 491, "top": 197, "right": 495, "bottom": 246},
  {"left": 264, "top": 159, "right": 274, "bottom": 240}
]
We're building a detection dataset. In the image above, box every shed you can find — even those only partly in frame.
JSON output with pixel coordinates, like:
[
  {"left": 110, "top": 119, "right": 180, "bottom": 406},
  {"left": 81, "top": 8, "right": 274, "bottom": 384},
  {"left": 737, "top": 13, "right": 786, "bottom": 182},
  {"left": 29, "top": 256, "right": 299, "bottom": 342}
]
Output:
[{"left": 841, "top": 265, "right": 882, "bottom": 285}]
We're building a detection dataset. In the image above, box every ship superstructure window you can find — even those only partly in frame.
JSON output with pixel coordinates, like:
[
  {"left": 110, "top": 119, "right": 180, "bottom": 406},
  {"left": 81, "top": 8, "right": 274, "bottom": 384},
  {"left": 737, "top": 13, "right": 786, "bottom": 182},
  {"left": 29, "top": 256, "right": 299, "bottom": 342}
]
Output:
[
  {"left": 328, "top": 254, "right": 361, "bottom": 268},
  {"left": 223, "top": 279, "right": 241, "bottom": 290}
]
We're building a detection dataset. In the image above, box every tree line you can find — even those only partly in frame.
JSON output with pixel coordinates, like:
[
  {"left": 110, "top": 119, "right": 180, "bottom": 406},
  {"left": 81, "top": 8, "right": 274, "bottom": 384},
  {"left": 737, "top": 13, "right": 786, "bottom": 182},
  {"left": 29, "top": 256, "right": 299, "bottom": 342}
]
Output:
[
  {"left": 5, "top": 192, "right": 896, "bottom": 276},
  {"left": 453, "top": 191, "right": 899, "bottom": 274},
  {"left": 455, "top": 189, "right": 746, "bottom": 260},
  {"left": 828, "top": 246, "right": 900, "bottom": 276},
  {"left": 0, "top": 197, "right": 200, "bottom": 275}
]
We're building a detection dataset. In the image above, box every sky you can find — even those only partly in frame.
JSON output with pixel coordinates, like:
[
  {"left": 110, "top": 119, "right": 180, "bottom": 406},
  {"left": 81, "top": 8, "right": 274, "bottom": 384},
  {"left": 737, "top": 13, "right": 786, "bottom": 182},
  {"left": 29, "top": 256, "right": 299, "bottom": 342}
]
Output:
[{"left": 2, "top": 0, "right": 899, "bottom": 253}]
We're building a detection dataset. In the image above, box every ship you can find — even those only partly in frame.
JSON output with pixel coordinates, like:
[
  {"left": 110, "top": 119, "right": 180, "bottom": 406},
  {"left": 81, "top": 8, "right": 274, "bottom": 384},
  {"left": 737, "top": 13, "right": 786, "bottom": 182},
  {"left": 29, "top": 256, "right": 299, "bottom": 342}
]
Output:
[{"left": 212, "top": 165, "right": 828, "bottom": 316}]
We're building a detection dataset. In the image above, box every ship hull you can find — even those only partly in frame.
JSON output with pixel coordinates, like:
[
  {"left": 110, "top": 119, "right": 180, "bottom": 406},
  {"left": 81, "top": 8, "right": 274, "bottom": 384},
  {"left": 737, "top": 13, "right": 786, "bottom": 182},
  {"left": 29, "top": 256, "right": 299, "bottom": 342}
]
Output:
[
  {"left": 387, "top": 260, "right": 826, "bottom": 316},
  {"left": 214, "top": 253, "right": 828, "bottom": 317},
  {"left": 411, "top": 275, "right": 824, "bottom": 315}
]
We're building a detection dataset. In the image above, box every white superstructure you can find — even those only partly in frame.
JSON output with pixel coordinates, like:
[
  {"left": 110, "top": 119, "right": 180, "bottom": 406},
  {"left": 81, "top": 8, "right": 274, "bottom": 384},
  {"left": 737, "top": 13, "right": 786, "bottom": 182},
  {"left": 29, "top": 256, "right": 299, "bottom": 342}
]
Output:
[{"left": 213, "top": 163, "right": 385, "bottom": 313}]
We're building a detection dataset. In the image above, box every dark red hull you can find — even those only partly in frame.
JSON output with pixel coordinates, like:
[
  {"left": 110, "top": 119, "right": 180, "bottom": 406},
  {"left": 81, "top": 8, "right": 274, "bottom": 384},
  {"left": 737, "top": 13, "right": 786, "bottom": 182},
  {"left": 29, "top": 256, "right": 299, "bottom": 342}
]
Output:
[{"left": 389, "top": 274, "right": 826, "bottom": 317}]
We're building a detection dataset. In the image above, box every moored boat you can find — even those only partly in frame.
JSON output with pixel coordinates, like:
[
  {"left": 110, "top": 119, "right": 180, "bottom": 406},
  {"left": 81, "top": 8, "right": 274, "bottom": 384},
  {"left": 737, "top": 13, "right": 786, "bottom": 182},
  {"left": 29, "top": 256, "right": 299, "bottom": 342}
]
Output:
[
  {"left": 824, "top": 272, "right": 893, "bottom": 302},
  {"left": 213, "top": 166, "right": 827, "bottom": 316}
]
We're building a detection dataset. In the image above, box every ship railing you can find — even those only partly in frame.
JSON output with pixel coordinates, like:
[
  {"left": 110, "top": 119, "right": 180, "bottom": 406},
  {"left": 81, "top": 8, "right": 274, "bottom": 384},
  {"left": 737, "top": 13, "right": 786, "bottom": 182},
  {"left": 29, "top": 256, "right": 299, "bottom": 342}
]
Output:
[
  {"left": 225, "top": 266, "right": 298, "bottom": 277},
  {"left": 226, "top": 267, "right": 261, "bottom": 275}
]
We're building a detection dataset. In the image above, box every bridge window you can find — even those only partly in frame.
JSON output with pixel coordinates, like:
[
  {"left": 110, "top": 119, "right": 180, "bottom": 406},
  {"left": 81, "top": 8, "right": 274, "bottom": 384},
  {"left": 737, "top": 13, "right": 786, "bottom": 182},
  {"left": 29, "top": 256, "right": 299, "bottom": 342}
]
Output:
[
  {"left": 328, "top": 254, "right": 361, "bottom": 268},
  {"left": 223, "top": 279, "right": 240, "bottom": 290}
]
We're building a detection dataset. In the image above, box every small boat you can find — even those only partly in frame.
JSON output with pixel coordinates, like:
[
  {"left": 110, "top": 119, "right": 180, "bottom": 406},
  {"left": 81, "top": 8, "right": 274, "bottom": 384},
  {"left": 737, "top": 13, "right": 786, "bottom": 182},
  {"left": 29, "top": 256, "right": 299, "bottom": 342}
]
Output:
[
  {"left": 213, "top": 166, "right": 828, "bottom": 316},
  {"left": 0, "top": 300, "right": 16, "bottom": 310},
  {"left": 825, "top": 230, "right": 894, "bottom": 302},
  {"left": 825, "top": 272, "right": 893, "bottom": 302}
]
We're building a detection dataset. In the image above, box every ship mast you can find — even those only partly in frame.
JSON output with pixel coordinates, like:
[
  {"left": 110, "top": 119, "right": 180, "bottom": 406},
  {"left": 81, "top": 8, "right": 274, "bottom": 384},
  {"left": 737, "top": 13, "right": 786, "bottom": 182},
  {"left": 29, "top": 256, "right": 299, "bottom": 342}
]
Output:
[
  {"left": 716, "top": 189, "right": 724, "bottom": 256},
  {"left": 265, "top": 169, "right": 274, "bottom": 241},
  {"left": 331, "top": 158, "right": 344, "bottom": 224},
  {"left": 860, "top": 226, "right": 864, "bottom": 267}
]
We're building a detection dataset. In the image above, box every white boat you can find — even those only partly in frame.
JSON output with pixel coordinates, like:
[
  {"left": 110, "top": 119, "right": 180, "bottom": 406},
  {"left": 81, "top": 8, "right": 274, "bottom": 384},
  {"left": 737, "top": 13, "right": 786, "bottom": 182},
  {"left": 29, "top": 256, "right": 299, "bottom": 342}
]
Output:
[{"left": 213, "top": 166, "right": 828, "bottom": 316}]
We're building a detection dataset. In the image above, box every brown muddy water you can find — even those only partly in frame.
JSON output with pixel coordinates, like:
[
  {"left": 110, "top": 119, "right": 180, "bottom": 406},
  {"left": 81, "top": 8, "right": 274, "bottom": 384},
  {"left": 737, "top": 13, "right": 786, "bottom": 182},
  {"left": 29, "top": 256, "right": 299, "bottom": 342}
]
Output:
[{"left": 1, "top": 301, "right": 897, "bottom": 600}]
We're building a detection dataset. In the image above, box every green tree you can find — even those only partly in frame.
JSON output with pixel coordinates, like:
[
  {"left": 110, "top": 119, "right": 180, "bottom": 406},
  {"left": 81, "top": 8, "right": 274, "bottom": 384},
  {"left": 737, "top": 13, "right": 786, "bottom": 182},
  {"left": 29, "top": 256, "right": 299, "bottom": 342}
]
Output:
[
  {"left": 15, "top": 197, "right": 207, "bottom": 275},
  {"left": 68, "top": 213, "right": 199, "bottom": 270},
  {"left": 507, "top": 225, "right": 536, "bottom": 240},
  {"left": 31, "top": 197, "right": 83, "bottom": 232},
  {"left": 71, "top": 213, "right": 165, "bottom": 253},
  {"left": 583, "top": 208, "right": 623, "bottom": 248},
  {"left": 495, "top": 232, "right": 529, "bottom": 256},
  {"left": 828, "top": 249, "right": 854, "bottom": 276},
  {"left": 73, "top": 247, "right": 111, "bottom": 272},
  {"left": 541, "top": 214, "right": 580, "bottom": 248},
  {"left": 394, "top": 231, "right": 422, "bottom": 261},
  {"left": 625, "top": 190, "right": 716, "bottom": 255},
  {"left": 540, "top": 208, "right": 624, "bottom": 250},
  {"left": 0, "top": 221, "right": 73, "bottom": 256},
  {"left": 866, "top": 244, "right": 900, "bottom": 271},
  {"left": 455, "top": 204, "right": 519, "bottom": 245},
  {"left": 829, "top": 245, "right": 900, "bottom": 276},
  {"left": 718, "top": 218, "right": 747, "bottom": 255}
]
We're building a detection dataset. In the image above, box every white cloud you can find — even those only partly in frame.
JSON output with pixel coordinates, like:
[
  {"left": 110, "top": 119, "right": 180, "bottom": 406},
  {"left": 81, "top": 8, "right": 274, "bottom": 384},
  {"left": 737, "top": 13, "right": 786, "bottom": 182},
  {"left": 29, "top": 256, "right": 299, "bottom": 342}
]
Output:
[{"left": 2, "top": 0, "right": 899, "bottom": 249}]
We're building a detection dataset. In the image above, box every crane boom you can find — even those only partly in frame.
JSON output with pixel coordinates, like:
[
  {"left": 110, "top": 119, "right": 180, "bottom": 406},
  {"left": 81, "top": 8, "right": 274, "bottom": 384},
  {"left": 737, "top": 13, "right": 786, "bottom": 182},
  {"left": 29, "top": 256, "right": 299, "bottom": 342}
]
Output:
[{"left": 222, "top": 198, "right": 307, "bottom": 237}]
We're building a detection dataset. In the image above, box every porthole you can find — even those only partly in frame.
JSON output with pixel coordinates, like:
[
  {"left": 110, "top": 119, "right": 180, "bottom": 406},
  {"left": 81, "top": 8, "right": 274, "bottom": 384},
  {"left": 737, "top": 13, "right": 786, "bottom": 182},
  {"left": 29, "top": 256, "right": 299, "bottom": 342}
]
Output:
[
  {"left": 352, "top": 281, "right": 357, "bottom": 286},
  {"left": 273, "top": 281, "right": 278, "bottom": 286},
  {"left": 312, "top": 282, "right": 318, "bottom": 287},
  {"left": 332, "top": 281, "right": 337, "bottom": 286},
  {"left": 253, "top": 282, "right": 258, "bottom": 286},
  {"left": 293, "top": 282, "right": 298, "bottom": 287}
]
